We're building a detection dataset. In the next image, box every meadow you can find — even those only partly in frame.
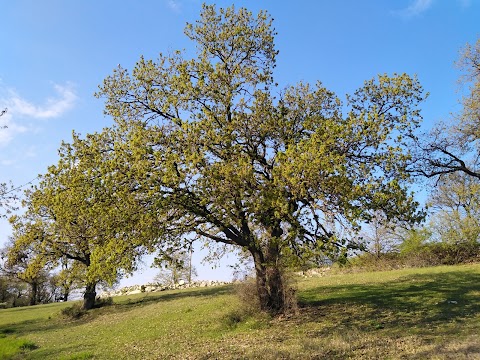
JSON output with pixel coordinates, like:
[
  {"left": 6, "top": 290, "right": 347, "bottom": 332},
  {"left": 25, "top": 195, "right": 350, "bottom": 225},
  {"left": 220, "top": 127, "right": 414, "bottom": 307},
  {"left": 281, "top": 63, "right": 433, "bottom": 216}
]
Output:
[{"left": 1, "top": 263, "right": 480, "bottom": 359}]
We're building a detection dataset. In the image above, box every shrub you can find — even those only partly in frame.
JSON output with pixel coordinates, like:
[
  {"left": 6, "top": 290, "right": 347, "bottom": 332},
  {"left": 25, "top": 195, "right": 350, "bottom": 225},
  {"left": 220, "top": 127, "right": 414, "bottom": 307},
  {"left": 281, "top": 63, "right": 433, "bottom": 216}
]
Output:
[
  {"left": 61, "top": 303, "right": 86, "bottom": 319},
  {"left": 233, "top": 270, "right": 298, "bottom": 318},
  {"left": 94, "top": 296, "right": 113, "bottom": 308},
  {"left": 344, "top": 240, "right": 480, "bottom": 272}
]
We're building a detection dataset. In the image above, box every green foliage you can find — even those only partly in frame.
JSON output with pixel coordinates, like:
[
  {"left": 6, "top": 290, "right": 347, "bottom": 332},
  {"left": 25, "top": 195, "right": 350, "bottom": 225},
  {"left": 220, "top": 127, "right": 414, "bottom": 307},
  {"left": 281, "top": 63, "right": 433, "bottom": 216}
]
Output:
[
  {"left": 417, "top": 242, "right": 480, "bottom": 265},
  {"left": 398, "top": 227, "right": 432, "bottom": 255},
  {"left": 94, "top": 4, "right": 426, "bottom": 313},
  {"left": 428, "top": 172, "right": 480, "bottom": 244},
  {"left": 7, "top": 130, "right": 158, "bottom": 309}
]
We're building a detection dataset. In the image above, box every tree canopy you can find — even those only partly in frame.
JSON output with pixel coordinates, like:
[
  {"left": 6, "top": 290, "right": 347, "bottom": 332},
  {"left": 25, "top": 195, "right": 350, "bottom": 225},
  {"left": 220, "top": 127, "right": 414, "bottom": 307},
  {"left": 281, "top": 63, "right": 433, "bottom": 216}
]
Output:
[
  {"left": 7, "top": 131, "right": 156, "bottom": 309},
  {"left": 428, "top": 171, "right": 480, "bottom": 244},
  {"left": 93, "top": 4, "right": 427, "bottom": 313}
]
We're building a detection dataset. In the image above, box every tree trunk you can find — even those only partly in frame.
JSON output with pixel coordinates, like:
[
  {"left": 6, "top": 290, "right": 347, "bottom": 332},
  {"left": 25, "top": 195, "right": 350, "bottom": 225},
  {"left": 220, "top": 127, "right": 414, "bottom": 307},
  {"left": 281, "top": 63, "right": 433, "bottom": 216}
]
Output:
[
  {"left": 62, "top": 289, "right": 70, "bottom": 302},
  {"left": 251, "top": 247, "right": 286, "bottom": 314},
  {"left": 82, "top": 282, "right": 96, "bottom": 310},
  {"left": 29, "top": 281, "right": 38, "bottom": 306}
]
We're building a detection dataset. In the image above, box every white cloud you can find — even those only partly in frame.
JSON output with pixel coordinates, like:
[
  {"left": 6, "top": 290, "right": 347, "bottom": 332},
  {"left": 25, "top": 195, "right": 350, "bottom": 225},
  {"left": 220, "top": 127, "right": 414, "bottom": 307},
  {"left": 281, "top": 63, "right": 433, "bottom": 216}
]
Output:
[
  {"left": 167, "top": 0, "right": 182, "bottom": 13},
  {"left": 397, "top": 0, "right": 435, "bottom": 18},
  {"left": 395, "top": 0, "right": 471, "bottom": 18},
  {"left": 9, "top": 83, "right": 77, "bottom": 119},
  {"left": 0, "top": 83, "right": 77, "bottom": 147}
]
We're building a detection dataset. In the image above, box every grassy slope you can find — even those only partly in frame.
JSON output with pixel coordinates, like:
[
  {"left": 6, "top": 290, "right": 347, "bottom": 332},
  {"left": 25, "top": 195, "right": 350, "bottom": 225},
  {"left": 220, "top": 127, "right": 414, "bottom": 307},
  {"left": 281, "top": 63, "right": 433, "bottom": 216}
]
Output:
[{"left": 1, "top": 264, "right": 480, "bottom": 359}]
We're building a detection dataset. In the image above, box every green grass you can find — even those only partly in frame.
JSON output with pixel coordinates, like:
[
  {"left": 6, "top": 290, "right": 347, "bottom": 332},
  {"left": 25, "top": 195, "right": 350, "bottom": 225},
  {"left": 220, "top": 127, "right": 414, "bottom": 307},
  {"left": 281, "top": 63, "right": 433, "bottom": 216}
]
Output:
[
  {"left": 0, "top": 335, "right": 37, "bottom": 359},
  {"left": 1, "top": 264, "right": 480, "bottom": 359}
]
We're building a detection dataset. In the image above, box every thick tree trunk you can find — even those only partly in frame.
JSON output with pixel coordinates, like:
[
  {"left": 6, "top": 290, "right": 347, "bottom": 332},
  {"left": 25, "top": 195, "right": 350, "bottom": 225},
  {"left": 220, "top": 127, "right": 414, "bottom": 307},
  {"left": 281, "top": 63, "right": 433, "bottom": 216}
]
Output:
[
  {"left": 251, "top": 248, "right": 286, "bottom": 314},
  {"left": 82, "top": 282, "right": 96, "bottom": 310}
]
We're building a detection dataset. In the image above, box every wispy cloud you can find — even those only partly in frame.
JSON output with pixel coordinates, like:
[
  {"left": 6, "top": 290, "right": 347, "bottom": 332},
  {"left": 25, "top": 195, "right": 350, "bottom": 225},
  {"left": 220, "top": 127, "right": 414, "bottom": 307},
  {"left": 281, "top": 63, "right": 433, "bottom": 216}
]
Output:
[
  {"left": 397, "top": 0, "right": 434, "bottom": 18},
  {"left": 457, "top": 0, "right": 471, "bottom": 9},
  {"left": 394, "top": 0, "right": 471, "bottom": 18},
  {"left": 167, "top": 0, "right": 182, "bottom": 13},
  {"left": 9, "top": 83, "right": 77, "bottom": 119},
  {"left": 0, "top": 83, "right": 77, "bottom": 147}
]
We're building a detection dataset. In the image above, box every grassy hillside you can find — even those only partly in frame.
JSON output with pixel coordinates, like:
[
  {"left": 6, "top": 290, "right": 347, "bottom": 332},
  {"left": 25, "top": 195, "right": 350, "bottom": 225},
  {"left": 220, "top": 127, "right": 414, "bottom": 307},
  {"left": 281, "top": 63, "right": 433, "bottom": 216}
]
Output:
[{"left": 1, "top": 264, "right": 480, "bottom": 359}]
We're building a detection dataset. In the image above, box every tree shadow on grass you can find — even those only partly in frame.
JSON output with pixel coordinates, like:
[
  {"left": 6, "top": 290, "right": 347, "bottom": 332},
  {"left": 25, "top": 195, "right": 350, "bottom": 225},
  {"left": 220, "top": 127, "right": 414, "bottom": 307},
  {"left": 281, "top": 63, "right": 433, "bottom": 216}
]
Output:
[{"left": 298, "top": 269, "right": 480, "bottom": 336}]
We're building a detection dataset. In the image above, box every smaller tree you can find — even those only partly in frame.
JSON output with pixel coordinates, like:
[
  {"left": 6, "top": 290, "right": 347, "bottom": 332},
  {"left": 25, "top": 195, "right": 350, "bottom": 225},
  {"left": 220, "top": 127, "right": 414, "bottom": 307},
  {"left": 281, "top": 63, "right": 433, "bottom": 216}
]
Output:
[
  {"left": 0, "top": 275, "right": 29, "bottom": 307},
  {"left": 153, "top": 248, "right": 197, "bottom": 286},
  {"left": 1, "top": 234, "right": 52, "bottom": 306},
  {"left": 360, "top": 211, "right": 401, "bottom": 257},
  {"left": 50, "top": 259, "right": 84, "bottom": 302},
  {"left": 398, "top": 227, "right": 432, "bottom": 256},
  {"left": 428, "top": 172, "right": 480, "bottom": 244},
  {"left": 9, "top": 131, "right": 158, "bottom": 310}
]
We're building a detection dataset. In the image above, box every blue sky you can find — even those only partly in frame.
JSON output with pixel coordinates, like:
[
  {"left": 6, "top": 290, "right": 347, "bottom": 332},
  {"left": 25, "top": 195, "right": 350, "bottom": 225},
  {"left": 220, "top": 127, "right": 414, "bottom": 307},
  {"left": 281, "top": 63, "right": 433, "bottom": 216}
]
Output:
[{"left": 1, "top": 0, "right": 479, "bottom": 286}]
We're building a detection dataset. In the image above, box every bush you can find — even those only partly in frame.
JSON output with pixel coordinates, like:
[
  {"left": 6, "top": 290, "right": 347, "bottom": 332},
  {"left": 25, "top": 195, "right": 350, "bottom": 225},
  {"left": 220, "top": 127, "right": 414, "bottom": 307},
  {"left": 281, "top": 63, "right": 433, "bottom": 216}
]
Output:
[
  {"left": 233, "top": 270, "right": 298, "bottom": 318},
  {"left": 419, "top": 242, "right": 480, "bottom": 265},
  {"left": 346, "top": 253, "right": 404, "bottom": 271},
  {"left": 234, "top": 277, "right": 261, "bottom": 317},
  {"left": 94, "top": 296, "right": 113, "bottom": 308},
  {"left": 345, "top": 241, "right": 480, "bottom": 272},
  {"left": 61, "top": 303, "right": 86, "bottom": 319}
]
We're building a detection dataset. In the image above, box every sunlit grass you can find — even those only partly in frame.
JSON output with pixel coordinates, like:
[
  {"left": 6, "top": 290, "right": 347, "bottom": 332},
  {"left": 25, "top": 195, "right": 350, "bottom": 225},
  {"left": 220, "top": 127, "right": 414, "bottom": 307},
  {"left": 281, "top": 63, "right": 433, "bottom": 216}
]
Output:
[
  {"left": 1, "top": 263, "right": 479, "bottom": 359},
  {"left": 0, "top": 334, "right": 37, "bottom": 359}
]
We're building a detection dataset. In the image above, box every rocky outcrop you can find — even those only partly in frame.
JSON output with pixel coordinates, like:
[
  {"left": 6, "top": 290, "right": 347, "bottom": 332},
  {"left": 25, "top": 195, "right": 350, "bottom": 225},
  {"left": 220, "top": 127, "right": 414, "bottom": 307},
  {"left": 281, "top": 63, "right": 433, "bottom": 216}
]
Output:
[{"left": 99, "top": 280, "right": 231, "bottom": 298}]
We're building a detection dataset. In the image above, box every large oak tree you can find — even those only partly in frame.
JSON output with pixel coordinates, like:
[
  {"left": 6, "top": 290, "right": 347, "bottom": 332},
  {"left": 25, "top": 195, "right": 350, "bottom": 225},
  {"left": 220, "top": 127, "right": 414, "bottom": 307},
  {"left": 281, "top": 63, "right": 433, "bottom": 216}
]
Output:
[{"left": 95, "top": 5, "right": 427, "bottom": 313}]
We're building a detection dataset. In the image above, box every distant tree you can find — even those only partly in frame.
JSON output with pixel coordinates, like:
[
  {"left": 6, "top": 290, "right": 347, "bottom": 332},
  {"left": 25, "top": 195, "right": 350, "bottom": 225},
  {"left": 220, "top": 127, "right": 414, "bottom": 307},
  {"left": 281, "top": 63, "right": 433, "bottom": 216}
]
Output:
[
  {"left": 398, "top": 227, "right": 433, "bottom": 256},
  {"left": 360, "top": 211, "right": 401, "bottom": 257},
  {"left": 1, "top": 234, "right": 51, "bottom": 306},
  {"left": 0, "top": 274, "right": 29, "bottom": 307},
  {"left": 96, "top": 4, "right": 426, "bottom": 313},
  {"left": 153, "top": 249, "right": 197, "bottom": 286},
  {"left": 50, "top": 259, "right": 84, "bottom": 302},
  {"left": 428, "top": 172, "right": 480, "bottom": 244}
]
